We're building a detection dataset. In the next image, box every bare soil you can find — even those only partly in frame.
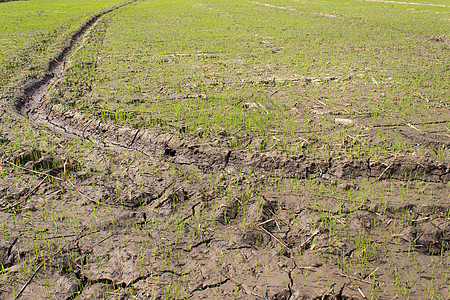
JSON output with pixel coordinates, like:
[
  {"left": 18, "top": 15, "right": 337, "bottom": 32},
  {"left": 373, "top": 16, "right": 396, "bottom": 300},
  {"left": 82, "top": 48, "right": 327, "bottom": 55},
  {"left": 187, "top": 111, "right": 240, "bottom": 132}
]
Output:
[{"left": 0, "top": 3, "right": 449, "bottom": 300}]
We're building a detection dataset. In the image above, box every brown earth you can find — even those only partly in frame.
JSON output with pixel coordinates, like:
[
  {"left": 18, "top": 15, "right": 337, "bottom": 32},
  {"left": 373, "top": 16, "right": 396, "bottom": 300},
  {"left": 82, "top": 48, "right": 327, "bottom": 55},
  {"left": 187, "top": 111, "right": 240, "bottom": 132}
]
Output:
[{"left": 0, "top": 4, "right": 449, "bottom": 300}]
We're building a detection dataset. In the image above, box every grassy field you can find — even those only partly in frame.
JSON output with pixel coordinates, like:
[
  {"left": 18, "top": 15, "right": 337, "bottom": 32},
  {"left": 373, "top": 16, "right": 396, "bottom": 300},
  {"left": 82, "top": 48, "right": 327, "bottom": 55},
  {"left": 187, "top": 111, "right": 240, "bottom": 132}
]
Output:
[
  {"left": 0, "top": 0, "right": 124, "bottom": 92},
  {"left": 47, "top": 0, "right": 450, "bottom": 162},
  {"left": 0, "top": 0, "right": 449, "bottom": 299}
]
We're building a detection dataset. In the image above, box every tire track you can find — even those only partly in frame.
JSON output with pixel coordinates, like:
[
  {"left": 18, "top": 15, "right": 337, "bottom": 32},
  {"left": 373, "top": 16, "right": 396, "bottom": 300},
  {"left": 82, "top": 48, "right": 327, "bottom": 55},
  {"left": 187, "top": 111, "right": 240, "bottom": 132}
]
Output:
[
  {"left": 21, "top": 99, "right": 450, "bottom": 183},
  {"left": 362, "top": 0, "right": 449, "bottom": 7},
  {"left": 13, "top": 0, "right": 449, "bottom": 184},
  {"left": 15, "top": 0, "right": 136, "bottom": 116}
]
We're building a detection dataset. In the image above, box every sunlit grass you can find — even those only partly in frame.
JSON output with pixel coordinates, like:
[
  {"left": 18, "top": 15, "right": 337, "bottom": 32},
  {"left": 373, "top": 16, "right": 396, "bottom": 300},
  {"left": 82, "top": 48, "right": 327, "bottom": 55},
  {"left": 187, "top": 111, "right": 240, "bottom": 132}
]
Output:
[
  {"left": 0, "top": 0, "right": 124, "bottom": 90},
  {"left": 48, "top": 0, "right": 449, "bottom": 161}
]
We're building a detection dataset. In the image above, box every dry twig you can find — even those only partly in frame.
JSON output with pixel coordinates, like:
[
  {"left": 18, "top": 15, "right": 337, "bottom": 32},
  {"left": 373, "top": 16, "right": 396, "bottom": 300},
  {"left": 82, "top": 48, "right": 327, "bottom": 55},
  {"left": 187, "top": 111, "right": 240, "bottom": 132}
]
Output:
[
  {"left": 334, "top": 272, "right": 372, "bottom": 284},
  {"left": 0, "top": 177, "right": 47, "bottom": 211},
  {"left": 14, "top": 243, "right": 67, "bottom": 300},
  {"left": 259, "top": 226, "right": 289, "bottom": 249},
  {"left": 299, "top": 227, "right": 321, "bottom": 250},
  {"left": 376, "top": 164, "right": 392, "bottom": 181}
]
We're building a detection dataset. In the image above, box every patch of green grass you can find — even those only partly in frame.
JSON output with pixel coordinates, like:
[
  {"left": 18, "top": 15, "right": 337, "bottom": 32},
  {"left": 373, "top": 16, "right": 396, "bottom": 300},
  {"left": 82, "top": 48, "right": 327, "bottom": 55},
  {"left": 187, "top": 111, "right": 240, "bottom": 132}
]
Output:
[
  {"left": 0, "top": 0, "right": 125, "bottom": 90},
  {"left": 49, "top": 0, "right": 449, "bottom": 161}
]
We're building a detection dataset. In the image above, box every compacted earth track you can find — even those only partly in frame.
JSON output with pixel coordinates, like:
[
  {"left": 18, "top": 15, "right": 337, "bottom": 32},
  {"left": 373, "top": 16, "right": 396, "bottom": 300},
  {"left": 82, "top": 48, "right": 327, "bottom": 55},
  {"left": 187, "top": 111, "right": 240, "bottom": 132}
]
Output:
[{"left": 1, "top": 0, "right": 449, "bottom": 299}]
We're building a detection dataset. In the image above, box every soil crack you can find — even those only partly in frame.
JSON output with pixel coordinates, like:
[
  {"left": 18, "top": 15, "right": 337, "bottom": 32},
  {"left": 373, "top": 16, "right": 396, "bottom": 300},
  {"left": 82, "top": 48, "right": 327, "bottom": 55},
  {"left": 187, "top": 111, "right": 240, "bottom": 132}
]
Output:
[{"left": 189, "top": 278, "right": 230, "bottom": 296}]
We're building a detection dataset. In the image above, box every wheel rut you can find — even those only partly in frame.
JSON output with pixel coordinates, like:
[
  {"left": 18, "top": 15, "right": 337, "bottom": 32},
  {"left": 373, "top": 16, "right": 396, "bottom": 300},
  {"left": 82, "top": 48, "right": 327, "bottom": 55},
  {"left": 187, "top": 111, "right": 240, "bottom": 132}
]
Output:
[
  {"left": 15, "top": 1, "right": 135, "bottom": 116},
  {"left": 12, "top": 1, "right": 449, "bottom": 184}
]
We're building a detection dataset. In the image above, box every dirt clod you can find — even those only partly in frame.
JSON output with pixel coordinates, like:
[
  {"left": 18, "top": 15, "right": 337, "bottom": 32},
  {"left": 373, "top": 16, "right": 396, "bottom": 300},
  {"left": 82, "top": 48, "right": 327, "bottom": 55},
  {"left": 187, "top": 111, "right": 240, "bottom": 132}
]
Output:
[{"left": 415, "top": 222, "right": 450, "bottom": 255}]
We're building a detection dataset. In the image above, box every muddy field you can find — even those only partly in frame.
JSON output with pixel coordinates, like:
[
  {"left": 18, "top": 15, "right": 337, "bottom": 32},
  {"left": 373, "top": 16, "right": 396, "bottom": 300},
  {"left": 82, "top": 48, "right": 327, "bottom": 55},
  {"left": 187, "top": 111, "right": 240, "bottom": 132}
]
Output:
[{"left": 1, "top": 0, "right": 449, "bottom": 299}]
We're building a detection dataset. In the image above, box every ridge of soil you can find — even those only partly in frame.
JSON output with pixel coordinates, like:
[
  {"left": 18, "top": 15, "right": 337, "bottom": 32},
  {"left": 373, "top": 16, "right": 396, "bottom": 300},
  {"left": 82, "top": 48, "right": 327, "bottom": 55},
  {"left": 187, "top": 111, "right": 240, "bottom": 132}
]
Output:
[
  {"left": 22, "top": 101, "right": 450, "bottom": 183},
  {"left": 11, "top": 0, "right": 449, "bottom": 185}
]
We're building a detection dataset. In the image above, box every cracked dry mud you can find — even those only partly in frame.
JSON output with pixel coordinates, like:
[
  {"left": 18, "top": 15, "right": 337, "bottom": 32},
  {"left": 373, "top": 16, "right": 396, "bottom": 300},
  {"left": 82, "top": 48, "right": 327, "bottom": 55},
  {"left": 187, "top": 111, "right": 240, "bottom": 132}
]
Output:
[{"left": 1, "top": 2, "right": 449, "bottom": 300}]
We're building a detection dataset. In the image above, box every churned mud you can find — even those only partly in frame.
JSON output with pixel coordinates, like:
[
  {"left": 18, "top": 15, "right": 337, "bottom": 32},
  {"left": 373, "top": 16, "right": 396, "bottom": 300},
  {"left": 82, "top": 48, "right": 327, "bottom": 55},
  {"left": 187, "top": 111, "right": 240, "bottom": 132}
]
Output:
[{"left": 1, "top": 2, "right": 449, "bottom": 300}]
